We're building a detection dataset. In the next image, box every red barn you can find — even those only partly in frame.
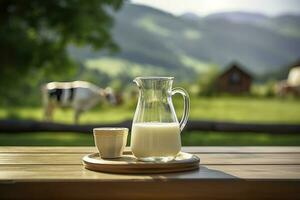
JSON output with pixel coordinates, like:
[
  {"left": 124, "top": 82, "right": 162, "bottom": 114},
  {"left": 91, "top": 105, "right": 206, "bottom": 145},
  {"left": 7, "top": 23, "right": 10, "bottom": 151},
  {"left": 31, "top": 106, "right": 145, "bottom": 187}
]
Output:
[{"left": 216, "top": 62, "right": 252, "bottom": 94}]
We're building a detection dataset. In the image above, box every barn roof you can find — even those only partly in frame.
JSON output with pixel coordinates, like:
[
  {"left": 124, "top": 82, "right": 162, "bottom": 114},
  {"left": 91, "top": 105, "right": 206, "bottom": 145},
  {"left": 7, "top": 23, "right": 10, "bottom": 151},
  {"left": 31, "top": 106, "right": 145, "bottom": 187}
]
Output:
[{"left": 218, "top": 62, "right": 253, "bottom": 79}]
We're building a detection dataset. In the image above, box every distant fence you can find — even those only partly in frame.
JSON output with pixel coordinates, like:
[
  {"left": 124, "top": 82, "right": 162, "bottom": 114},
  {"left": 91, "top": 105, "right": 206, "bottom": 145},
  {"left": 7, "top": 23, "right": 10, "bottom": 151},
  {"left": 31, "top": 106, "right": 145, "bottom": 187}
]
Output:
[{"left": 0, "top": 119, "right": 300, "bottom": 134}]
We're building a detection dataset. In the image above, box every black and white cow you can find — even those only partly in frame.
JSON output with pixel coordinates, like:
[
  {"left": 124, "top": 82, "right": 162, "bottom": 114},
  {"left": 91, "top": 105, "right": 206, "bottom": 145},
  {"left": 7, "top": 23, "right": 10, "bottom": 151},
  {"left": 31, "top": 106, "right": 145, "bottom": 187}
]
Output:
[{"left": 42, "top": 81, "right": 116, "bottom": 123}]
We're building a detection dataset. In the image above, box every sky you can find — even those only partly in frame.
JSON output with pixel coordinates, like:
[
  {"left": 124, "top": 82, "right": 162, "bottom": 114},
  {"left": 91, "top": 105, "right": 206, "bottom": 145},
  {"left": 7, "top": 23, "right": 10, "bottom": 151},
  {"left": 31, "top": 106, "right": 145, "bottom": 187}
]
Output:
[{"left": 131, "top": 0, "right": 300, "bottom": 16}]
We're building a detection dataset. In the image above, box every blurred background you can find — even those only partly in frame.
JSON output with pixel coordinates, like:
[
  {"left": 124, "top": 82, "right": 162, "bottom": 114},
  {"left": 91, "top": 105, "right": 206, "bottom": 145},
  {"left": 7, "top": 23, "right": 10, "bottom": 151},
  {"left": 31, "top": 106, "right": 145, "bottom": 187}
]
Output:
[{"left": 1, "top": 0, "right": 300, "bottom": 146}]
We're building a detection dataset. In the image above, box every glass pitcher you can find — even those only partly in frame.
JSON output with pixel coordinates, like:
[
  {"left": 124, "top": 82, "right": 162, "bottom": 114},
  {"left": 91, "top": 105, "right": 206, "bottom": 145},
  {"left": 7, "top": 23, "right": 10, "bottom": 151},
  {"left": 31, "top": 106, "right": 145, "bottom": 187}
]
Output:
[{"left": 131, "top": 77, "right": 190, "bottom": 162}]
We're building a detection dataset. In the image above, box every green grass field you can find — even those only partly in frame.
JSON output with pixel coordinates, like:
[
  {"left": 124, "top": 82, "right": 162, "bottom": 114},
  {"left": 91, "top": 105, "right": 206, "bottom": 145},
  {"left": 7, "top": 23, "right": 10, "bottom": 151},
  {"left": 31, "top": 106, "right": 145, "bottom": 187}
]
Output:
[
  {"left": 1, "top": 96, "right": 300, "bottom": 146},
  {"left": 1, "top": 96, "right": 300, "bottom": 124}
]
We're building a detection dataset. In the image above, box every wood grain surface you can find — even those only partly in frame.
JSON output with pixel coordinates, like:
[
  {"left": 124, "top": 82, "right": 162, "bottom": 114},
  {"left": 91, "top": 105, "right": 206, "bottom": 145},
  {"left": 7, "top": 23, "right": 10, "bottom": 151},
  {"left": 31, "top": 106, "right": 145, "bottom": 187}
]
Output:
[{"left": 0, "top": 146, "right": 299, "bottom": 200}]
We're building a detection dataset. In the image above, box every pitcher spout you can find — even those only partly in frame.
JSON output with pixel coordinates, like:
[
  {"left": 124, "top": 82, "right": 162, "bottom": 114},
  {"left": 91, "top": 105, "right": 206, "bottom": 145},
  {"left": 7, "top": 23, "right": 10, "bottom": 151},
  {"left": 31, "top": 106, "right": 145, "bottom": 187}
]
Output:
[{"left": 133, "top": 77, "right": 142, "bottom": 88}]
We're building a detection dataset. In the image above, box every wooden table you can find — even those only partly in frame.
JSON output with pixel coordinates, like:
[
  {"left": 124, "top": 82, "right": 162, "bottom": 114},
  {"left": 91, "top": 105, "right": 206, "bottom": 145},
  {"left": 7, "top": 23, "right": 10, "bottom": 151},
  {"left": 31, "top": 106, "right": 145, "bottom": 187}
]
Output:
[{"left": 0, "top": 146, "right": 299, "bottom": 199}]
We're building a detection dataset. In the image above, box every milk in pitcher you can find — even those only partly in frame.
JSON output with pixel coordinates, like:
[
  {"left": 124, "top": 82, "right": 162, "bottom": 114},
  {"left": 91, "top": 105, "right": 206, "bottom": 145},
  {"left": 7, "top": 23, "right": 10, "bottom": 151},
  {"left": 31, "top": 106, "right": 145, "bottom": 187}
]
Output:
[
  {"left": 131, "top": 77, "right": 190, "bottom": 162},
  {"left": 131, "top": 122, "right": 181, "bottom": 160}
]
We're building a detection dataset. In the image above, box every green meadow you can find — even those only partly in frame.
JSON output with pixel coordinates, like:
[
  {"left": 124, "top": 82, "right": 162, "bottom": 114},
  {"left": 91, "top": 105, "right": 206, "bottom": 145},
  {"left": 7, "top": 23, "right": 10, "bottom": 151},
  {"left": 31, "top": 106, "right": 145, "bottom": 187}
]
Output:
[
  {"left": 1, "top": 96, "right": 300, "bottom": 124},
  {"left": 1, "top": 96, "right": 300, "bottom": 146}
]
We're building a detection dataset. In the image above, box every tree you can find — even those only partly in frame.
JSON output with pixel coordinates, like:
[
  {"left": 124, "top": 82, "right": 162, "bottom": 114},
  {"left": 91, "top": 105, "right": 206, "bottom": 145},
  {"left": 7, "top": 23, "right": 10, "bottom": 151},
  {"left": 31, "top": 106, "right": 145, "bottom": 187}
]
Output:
[
  {"left": 0, "top": 0, "right": 123, "bottom": 104},
  {"left": 198, "top": 67, "right": 219, "bottom": 96}
]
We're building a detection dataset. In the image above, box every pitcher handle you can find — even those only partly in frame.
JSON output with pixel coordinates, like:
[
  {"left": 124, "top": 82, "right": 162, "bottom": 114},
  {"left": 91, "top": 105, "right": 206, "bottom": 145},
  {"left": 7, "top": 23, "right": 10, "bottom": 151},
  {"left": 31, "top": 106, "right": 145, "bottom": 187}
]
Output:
[{"left": 172, "top": 87, "right": 190, "bottom": 131}]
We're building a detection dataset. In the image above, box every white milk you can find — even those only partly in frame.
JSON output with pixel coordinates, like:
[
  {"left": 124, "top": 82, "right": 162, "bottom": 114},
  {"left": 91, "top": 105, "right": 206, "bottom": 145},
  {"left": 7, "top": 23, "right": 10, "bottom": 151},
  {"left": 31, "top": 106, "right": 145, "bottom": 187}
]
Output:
[{"left": 131, "top": 122, "right": 181, "bottom": 159}]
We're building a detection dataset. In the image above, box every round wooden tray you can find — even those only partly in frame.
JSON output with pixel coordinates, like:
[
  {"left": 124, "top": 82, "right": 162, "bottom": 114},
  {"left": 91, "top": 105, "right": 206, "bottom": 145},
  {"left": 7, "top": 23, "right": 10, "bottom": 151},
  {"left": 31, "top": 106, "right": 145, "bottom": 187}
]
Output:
[{"left": 82, "top": 152, "right": 200, "bottom": 174}]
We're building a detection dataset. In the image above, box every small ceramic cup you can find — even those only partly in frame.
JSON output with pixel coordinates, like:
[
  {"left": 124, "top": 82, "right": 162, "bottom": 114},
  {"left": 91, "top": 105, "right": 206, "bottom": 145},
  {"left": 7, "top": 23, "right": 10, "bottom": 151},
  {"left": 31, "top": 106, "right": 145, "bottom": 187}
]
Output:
[{"left": 93, "top": 127, "right": 128, "bottom": 159}]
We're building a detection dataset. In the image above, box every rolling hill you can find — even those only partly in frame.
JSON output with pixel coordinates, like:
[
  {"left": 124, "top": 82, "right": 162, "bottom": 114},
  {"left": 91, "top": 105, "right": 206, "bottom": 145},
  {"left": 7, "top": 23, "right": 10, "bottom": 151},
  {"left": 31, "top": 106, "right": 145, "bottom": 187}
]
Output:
[{"left": 68, "top": 3, "right": 300, "bottom": 81}]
